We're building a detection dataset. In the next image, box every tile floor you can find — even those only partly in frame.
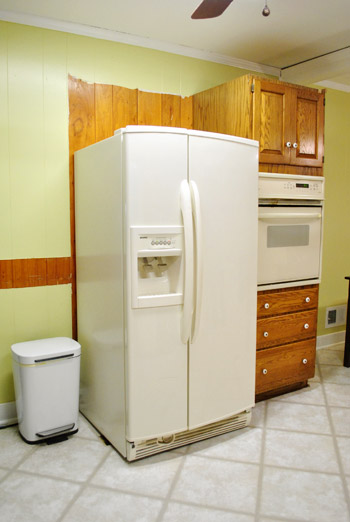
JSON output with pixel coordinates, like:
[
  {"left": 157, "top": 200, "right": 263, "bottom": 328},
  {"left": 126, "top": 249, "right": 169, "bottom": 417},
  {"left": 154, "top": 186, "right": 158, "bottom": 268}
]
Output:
[{"left": 1, "top": 344, "right": 349, "bottom": 522}]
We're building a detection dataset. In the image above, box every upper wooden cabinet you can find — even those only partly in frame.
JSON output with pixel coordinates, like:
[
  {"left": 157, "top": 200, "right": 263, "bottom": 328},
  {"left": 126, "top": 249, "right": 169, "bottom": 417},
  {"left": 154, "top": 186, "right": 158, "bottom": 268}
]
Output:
[
  {"left": 253, "top": 78, "right": 325, "bottom": 167},
  {"left": 193, "top": 74, "right": 325, "bottom": 172}
]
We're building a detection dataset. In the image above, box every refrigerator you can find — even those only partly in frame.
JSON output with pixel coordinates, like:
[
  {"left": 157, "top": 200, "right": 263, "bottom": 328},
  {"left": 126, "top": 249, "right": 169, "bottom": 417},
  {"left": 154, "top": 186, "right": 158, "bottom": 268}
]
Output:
[{"left": 75, "top": 126, "right": 259, "bottom": 460}]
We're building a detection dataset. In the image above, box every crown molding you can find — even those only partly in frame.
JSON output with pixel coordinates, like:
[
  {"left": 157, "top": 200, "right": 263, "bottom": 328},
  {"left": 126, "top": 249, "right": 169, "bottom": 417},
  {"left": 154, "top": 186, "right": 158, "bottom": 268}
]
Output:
[
  {"left": 315, "top": 80, "right": 350, "bottom": 93},
  {"left": 0, "top": 9, "right": 280, "bottom": 77}
]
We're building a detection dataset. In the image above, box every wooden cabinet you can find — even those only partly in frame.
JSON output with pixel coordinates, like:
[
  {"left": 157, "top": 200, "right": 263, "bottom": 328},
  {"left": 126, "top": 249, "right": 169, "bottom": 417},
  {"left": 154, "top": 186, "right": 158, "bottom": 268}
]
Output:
[
  {"left": 193, "top": 74, "right": 325, "bottom": 175},
  {"left": 256, "top": 285, "right": 318, "bottom": 399},
  {"left": 254, "top": 78, "right": 324, "bottom": 167}
]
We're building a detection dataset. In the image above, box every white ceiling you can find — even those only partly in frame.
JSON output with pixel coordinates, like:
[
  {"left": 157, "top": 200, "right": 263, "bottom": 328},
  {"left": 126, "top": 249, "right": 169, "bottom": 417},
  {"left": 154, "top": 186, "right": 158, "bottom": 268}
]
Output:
[{"left": 1, "top": 0, "right": 350, "bottom": 90}]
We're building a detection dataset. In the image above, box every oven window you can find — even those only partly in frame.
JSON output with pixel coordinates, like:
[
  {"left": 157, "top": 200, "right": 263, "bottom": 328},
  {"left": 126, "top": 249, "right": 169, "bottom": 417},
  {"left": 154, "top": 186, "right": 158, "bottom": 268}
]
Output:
[{"left": 267, "top": 225, "right": 310, "bottom": 248}]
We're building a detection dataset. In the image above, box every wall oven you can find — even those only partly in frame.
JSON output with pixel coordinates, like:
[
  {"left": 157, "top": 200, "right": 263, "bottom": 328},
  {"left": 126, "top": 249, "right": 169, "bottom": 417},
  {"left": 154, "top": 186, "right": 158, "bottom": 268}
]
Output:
[{"left": 258, "top": 173, "right": 325, "bottom": 289}]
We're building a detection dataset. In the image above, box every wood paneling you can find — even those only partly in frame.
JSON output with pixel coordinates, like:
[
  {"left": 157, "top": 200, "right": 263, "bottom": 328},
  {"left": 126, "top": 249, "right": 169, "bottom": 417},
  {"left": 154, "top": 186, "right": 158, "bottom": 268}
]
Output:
[
  {"left": 47, "top": 257, "right": 72, "bottom": 286},
  {"left": 181, "top": 96, "right": 193, "bottom": 129},
  {"left": 138, "top": 91, "right": 162, "bottom": 126},
  {"left": 112, "top": 86, "right": 138, "bottom": 130},
  {"left": 0, "top": 260, "right": 13, "bottom": 289},
  {"left": 161, "top": 94, "right": 181, "bottom": 127},
  {"left": 95, "top": 83, "right": 113, "bottom": 142},
  {"left": 0, "top": 258, "right": 72, "bottom": 289}
]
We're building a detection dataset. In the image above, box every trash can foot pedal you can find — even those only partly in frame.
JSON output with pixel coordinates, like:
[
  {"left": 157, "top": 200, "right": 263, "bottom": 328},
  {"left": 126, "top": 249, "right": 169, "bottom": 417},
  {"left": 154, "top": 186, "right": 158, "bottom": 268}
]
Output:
[{"left": 36, "top": 423, "right": 75, "bottom": 438}]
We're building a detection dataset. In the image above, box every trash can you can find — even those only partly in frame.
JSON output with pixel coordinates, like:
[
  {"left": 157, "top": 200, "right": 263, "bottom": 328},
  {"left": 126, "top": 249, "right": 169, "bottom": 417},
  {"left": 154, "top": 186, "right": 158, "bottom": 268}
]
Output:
[{"left": 11, "top": 337, "right": 81, "bottom": 443}]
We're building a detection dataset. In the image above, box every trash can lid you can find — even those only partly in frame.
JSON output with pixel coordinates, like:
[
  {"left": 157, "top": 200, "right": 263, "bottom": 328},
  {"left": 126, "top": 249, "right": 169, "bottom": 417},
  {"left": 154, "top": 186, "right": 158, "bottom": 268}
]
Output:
[{"left": 11, "top": 337, "right": 81, "bottom": 365}]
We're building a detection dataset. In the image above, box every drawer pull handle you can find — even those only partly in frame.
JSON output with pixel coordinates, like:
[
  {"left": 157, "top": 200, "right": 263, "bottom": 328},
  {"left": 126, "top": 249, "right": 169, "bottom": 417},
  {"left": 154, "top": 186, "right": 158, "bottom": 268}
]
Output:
[
  {"left": 286, "top": 142, "right": 292, "bottom": 148},
  {"left": 262, "top": 368, "right": 268, "bottom": 375},
  {"left": 263, "top": 331, "right": 269, "bottom": 338},
  {"left": 293, "top": 142, "right": 298, "bottom": 149},
  {"left": 304, "top": 323, "right": 309, "bottom": 330},
  {"left": 305, "top": 297, "right": 311, "bottom": 303},
  {"left": 302, "top": 358, "right": 308, "bottom": 365},
  {"left": 264, "top": 303, "right": 270, "bottom": 309}
]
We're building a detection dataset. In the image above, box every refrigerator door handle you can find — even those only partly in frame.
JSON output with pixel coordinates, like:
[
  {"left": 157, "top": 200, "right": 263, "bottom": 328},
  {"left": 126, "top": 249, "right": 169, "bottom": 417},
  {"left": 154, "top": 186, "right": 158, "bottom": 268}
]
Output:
[
  {"left": 180, "top": 180, "right": 194, "bottom": 344},
  {"left": 190, "top": 180, "right": 203, "bottom": 343}
]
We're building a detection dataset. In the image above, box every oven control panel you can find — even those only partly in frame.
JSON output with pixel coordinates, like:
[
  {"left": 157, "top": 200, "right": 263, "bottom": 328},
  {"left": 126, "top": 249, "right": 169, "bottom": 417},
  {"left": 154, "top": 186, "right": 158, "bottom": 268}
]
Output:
[{"left": 259, "top": 173, "right": 325, "bottom": 200}]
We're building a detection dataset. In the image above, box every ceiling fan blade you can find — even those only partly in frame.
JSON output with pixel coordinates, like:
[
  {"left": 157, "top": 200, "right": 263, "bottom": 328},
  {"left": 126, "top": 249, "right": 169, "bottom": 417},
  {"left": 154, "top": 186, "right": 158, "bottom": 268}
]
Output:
[{"left": 191, "top": 0, "right": 235, "bottom": 19}]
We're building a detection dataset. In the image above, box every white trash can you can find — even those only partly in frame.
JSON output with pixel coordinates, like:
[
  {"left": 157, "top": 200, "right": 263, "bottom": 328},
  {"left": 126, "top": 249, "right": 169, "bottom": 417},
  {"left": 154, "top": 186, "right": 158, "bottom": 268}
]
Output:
[{"left": 11, "top": 337, "right": 81, "bottom": 443}]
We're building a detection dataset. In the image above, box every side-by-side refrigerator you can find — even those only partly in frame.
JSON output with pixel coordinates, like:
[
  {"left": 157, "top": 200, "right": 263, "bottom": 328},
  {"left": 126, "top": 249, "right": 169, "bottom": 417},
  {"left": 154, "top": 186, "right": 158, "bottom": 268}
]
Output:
[{"left": 75, "top": 126, "right": 258, "bottom": 460}]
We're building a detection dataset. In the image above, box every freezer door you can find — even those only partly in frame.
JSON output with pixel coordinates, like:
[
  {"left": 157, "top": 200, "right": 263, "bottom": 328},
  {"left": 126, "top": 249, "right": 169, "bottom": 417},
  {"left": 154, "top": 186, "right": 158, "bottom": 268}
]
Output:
[
  {"left": 188, "top": 134, "right": 258, "bottom": 429},
  {"left": 124, "top": 129, "right": 189, "bottom": 442}
]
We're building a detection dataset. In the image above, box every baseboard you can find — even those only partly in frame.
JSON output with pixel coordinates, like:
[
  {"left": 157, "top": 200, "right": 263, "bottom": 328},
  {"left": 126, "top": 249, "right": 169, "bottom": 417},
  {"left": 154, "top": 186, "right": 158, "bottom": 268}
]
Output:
[
  {"left": 316, "top": 330, "right": 346, "bottom": 349},
  {"left": 0, "top": 402, "right": 18, "bottom": 427}
]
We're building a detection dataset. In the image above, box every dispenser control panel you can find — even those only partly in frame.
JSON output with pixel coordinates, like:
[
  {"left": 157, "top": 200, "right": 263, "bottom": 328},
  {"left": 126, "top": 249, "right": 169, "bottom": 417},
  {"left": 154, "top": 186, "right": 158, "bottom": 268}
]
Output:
[{"left": 137, "top": 233, "right": 181, "bottom": 251}]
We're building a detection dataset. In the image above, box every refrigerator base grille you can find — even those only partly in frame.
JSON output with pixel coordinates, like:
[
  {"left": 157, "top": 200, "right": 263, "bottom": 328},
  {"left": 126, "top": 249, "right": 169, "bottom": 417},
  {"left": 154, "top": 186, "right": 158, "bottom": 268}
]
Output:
[{"left": 126, "top": 409, "right": 252, "bottom": 461}]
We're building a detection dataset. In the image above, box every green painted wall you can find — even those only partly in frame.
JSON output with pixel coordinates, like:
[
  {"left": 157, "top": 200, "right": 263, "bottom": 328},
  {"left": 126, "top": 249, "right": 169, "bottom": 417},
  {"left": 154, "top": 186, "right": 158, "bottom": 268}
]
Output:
[
  {"left": 0, "top": 20, "right": 349, "bottom": 404},
  {"left": 318, "top": 89, "right": 350, "bottom": 335}
]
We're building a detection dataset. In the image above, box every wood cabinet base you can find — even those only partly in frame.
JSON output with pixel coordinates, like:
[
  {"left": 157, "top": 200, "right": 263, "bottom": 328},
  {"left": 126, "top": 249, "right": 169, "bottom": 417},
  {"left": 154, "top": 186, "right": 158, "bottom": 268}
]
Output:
[
  {"left": 255, "top": 338, "right": 316, "bottom": 396},
  {"left": 256, "top": 380, "right": 308, "bottom": 403}
]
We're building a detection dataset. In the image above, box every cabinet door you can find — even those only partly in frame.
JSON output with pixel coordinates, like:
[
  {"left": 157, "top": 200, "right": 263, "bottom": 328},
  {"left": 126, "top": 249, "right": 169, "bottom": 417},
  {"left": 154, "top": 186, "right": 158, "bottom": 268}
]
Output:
[
  {"left": 256, "top": 339, "right": 316, "bottom": 394},
  {"left": 253, "top": 79, "right": 292, "bottom": 164},
  {"left": 291, "top": 89, "right": 325, "bottom": 167}
]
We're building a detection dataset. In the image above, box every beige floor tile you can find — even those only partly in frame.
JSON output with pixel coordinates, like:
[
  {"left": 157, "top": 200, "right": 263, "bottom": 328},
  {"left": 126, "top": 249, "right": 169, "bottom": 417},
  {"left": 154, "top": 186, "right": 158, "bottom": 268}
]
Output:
[
  {"left": 92, "top": 448, "right": 183, "bottom": 498},
  {"left": 317, "top": 348, "right": 344, "bottom": 365},
  {"left": 162, "top": 502, "right": 254, "bottom": 522},
  {"left": 19, "top": 436, "right": 110, "bottom": 482},
  {"left": 337, "top": 437, "right": 350, "bottom": 475},
  {"left": 270, "top": 382, "right": 325, "bottom": 405},
  {"left": 319, "top": 365, "right": 350, "bottom": 385},
  {"left": 0, "top": 471, "right": 80, "bottom": 522},
  {"left": 346, "top": 476, "right": 350, "bottom": 496},
  {"left": 309, "top": 365, "right": 321, "bottom": 382},
  {"left": 187, "top": 427, "right": 262, "bottom": 464},
  {"left": 266, "top": 401, "right": 331, "bottom": 434},
  {"left": 0, "top": 468, "right": 9, "bottom": 479},
  {"left": 62, "top": 486, "right": 163, "bottom": 522},
  {"left": 264, "top": 430, "right": 339, "bottom": 472},
  {"left": 324, "top": 382, "right": 350, "bottom": 407},
  {"left": 260, "top": 467, "right": 349, "bottom": 522},
  {"left": 330, "top": 407, "right": 350, "bottom": 436},
  {"left": 0, "top": 425, "right": 35, "bottom": 468},
  {"left": 76, "top": 414, "right": 101, "bottom": 440},
  {"left": 171, "top": 455, "right": 259, "bottom": 514},
  {"left": 251, "top": 401, "right": 266, "bottom": 427}
]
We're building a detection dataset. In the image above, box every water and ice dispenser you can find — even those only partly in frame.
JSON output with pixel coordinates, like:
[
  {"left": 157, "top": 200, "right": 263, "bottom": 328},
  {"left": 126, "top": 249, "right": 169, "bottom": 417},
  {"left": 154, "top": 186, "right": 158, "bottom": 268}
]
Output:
[{"left": 131, "top": 226, "right": 183, "bottom": 308}]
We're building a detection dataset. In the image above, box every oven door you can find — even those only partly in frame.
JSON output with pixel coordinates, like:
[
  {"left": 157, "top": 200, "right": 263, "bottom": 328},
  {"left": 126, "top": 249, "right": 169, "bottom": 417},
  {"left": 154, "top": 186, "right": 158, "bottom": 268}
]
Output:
[{"left": 258, "top": 206, "right": 322, "bottom": 286}]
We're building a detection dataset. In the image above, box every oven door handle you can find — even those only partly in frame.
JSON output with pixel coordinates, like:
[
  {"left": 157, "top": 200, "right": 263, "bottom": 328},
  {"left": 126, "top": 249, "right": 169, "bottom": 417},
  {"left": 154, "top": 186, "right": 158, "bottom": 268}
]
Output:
[{"left": 259, "top": 212, "right": 322, "bottom": 220}]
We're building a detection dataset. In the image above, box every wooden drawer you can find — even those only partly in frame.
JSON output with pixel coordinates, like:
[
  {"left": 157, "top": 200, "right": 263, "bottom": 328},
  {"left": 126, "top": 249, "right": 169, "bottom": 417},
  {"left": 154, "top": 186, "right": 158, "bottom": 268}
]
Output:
[
  {"left": 257, "top": 309, "right": 317, "bottom": 350},
  {"left": 257, "top": 286, "right": 319, "bottom": 318},
  {"left": 256, "top": 339, "right": 316, "bottom": 394}
]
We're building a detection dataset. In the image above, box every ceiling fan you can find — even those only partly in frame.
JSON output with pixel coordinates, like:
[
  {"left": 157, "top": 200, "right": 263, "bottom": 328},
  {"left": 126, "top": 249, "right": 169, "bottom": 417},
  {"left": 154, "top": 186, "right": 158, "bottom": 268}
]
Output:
[{"left": 191, "top": 0, "right": 271, "bottom": 19}]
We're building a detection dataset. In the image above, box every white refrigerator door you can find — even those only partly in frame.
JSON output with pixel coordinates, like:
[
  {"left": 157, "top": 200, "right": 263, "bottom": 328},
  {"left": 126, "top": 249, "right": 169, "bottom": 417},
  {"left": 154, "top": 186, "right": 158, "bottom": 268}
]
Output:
[
  {"left": 124, "top": 129, "right": 189, "bottom": 442},
  {"left": 188, "top": 134, "right": 258, "bottom": 429}
]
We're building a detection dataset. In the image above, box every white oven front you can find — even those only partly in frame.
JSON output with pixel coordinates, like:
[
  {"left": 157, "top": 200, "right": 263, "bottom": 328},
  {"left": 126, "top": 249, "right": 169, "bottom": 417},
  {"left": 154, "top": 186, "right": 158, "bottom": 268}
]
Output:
[{"left": 258, "top": 204, "right": 323, "bottom": 288}]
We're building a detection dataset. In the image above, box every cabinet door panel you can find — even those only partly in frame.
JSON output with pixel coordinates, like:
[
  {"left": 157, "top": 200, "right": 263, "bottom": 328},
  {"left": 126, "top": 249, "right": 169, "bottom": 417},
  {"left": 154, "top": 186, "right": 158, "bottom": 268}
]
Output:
[
  {"left": 256, "top": 339, "right": 315, "bottom": 394},
  {"left": 253, "top": 80, "right": 291, "bottom": 164},
  {"left": 257, "top": 309, "right": 317, "bottom": 350},
  {"left": 257, "top": 286, "right": 319, "bottom": 318},
  {"left": 292, "top": 90, "right": 324, "bottom": 166}
]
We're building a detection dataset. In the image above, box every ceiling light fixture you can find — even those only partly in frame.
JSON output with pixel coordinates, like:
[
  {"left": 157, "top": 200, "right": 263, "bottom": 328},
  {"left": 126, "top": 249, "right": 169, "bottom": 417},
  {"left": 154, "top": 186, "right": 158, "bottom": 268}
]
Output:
[{"left": 262, "top": 2, "right": 271, "bottom": 16}]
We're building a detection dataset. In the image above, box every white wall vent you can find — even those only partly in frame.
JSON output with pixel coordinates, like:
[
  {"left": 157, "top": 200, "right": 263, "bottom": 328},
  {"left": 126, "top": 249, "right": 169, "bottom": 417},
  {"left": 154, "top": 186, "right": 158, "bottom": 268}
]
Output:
[{"left": 325, "top": 305, "right": 347, "bottom": 328}]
